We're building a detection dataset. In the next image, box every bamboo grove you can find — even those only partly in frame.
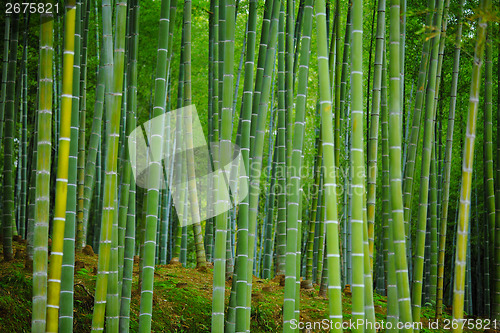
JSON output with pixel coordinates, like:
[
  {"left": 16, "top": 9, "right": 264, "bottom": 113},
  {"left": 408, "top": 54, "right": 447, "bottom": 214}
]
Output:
[{"left": 0, "top": 0, "right": 499, "bottom": 331}]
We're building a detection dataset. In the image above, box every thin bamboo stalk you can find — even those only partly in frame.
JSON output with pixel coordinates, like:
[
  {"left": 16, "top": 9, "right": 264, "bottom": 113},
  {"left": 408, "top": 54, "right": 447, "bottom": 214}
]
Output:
[{"left": 436, "top": 0, "right": 464, "bottom": 319}]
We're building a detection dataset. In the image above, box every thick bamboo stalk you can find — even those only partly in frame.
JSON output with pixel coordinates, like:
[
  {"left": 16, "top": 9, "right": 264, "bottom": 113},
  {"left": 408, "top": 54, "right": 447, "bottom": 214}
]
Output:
[
  {"left": 411, "top": 0, "right": 444, "bottom": 324},
  {"left": 138, "top": 0, "right": 172, "bottom": 330},
  {"left": 381, "top": 49, "right": 399, "bottom": 326},
  {"left": 31, "top": 13, "right": 53, "bottom": 333},
  {"left": 388, "top": 0, "right": 413, "bottom": 329},
  {"left": 451, "top": 0, "right": 488, "bottom": 328},
  {"left": 349, "top": 0, "right": 366, "bottom": 329},
  {"left": 231, "top": 0, "right": 257, "bottom": 330},
  {"left": 2, "top": 14, "right": 19, "bottom": 262},
  {"left": 275, "top": 0, "right": 287, "bottom": 276},
  {"left": 182, "top": 0, "right": 207, "bottom": 270},
  {"left": 119, "top": 1, "right": 139, "bottom": 330},
  {"left": 59, "top": 1, "right": 82, "bottom": 329},
  {"left": 45, "top": 2, "right": 76, "bottom": 330},
  {"left": 90, "top": 0, "right": 127, "bottom": 329},
  {"left": 243, "top": 0, "right": 280, "bottom": 328},
  {"left": 283, "top": 0, "right": 313, "bottom": 329},
  {"left": 284, "top": 0, "right": 294, "bottom": 167},
  {"left": 315, "top": 0, "right": 342, "bottom": 328}
]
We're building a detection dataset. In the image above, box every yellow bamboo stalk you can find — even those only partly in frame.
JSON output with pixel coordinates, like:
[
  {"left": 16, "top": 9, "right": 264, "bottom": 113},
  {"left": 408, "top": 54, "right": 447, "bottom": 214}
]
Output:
[{"left": 45, "top": 1, "right": 76, "bottom": 331}]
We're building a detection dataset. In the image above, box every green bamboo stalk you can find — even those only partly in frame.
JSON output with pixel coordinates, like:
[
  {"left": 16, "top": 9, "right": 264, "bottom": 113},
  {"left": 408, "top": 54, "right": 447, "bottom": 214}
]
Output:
[
  {"left": 275, "top": 0, "right": 286, "bottom": 276},
  {"left": 90, "top": 0, "right": 127, "bottom": 329},
  {"left": 243, "top": 0, "right": 280, "bottom": 328},
  {"left": 366, "top": 0, "right": 385, "bottom": 274},
  {"left": 31, "top": 13, "right": 53, "bottom": 333},
  {"left": 249, "top": 0, "right": 273, "bottom": 148},
  {"left": 262, "top": 141, "right": 278, "bottom": 279},
  {"left": 119, "top": 176, "right": 136, "bottom": 332},
  {"left": 59, "top": 1, "right": 82, "bottom": 329},
  {"left": 483, "top": 24, "right": 495, "bottom": 320},
  {"left": 76, "top": 0, "right": 90, "bottom": 251},
  {"left": 13, "top": 15, "right": 25, "bottom": 240},
  {"left": 92, "top": 138, "right": 103, "bottom": 252},
  {"left": 0, "top": 14, "right": 10, "bottom": 151},
  {"left": 2, "top": 13, "right": 19, "bottom": 262},
  {"left": 495, "top": 20, "right": 500, "bottom": 322},
  {"left": 388, "top": 0, "right": 413, "bottom": 329},
  {"left": 315, "top": 0, "right": 342, "bottom": 328},
  {"left": 381, "top": 49, "right": 399, "bottom": 327},
  {"left": 26, "top": 115, "right": 38, "bottom": 261},
  {"left": 284, "top": 0, "right": 294, "bottom": 167},
  {"left": 338, "top": 6, "right": 351, "bottom": 129},
  {"left": 283, "top": 1, "right": 313, "bottom": 329},
  {"left": 363, "top": 201, "right": 376, "bottom": 332},
  {"left": 436, "top": 0, "right": 464, "bottom": 319},
  {"left": 304, "top": 134, "right": 323, "bottom": 286},
  {"left": 81, "top": 57, "right": 105, "bottom": 246},
  {"left": 411, "top": 0, "right": 444, "bottom": 324},
  {"left": 105, "top": 1, "right": 128, "bottom": 330},
  {"left": 183, "top": 0, "right": 207, "bottom": 270},
  {"left": 231, "top": 0, "right": 257, "bottom": 330},
  {"left": 138, "top": 0, "right": 172, "bottom": 330},
  {"left": 316, "top": 177, "right": 326, "bottom": 285},
  {"left": 212, "top": 0, "right": 237, "bottom": 328},
  {"left": 45, "top": 0, "right": 76, "bottom": 327},
  {"left": 451, "top": 0, "right": 488, "bottom": 328},
  {"left": 170, "top": 32, "right": 185, "bottom": 267},
  {"left": 429, "top": 144, "right": 438, "bottom": 303},
  {"left": 119, "top": 1, "right": 139, "bottom": 330},
  {"left": 349, "top": 0, "right": 366, "bottom": 328},
  {"left": 18, "top": 14, "right": 29, "bottom": 240},
  {"left": 205, "top": 0, "right": 216, "bottom": 263},
  {"left": 402, "top": 0, "right": 435, "bottom": 260},
  {"left": 333, "top": 0, "right": 341, "bottom": 181},
  {"left": 118, "top": 0, "right": 146, "bottom": 296}
]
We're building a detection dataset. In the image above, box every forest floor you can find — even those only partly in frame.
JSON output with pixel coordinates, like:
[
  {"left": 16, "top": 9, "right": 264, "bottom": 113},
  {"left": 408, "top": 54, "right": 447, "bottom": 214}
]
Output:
[{"left": 0, "top": 238, "right": 493, "bottom": 332}]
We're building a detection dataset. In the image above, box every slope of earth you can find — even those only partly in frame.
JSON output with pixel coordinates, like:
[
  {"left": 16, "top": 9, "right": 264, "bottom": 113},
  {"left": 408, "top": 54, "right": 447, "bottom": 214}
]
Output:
[{"left": 0, "top": 238, "right": 490, "bottom": 332}]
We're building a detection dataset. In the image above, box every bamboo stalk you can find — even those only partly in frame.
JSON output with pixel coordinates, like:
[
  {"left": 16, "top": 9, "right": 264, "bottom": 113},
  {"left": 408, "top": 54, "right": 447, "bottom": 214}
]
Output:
[
  {"left": 31, "top": 12, "right": 53, "bottom": 333},
  {"left": 451, "top": 0, "right": 489, "bottom": 328},
  {"left": 436, "top": 0, "right": 464, "bottom": 319},
  {"left": 315, "top": 0, "right": 342, "bottom": 328},
  {"left": 388, "top": 0, "right": 413, "bottom": 329},
  {"left": 45, "top": 2, "right": 76, "bottom": 329}
]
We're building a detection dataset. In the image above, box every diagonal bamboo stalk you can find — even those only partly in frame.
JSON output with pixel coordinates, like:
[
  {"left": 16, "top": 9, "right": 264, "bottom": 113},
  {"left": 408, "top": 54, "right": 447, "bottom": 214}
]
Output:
[{"left": 451, "top": 0, "right": 489, "bottom": 328}]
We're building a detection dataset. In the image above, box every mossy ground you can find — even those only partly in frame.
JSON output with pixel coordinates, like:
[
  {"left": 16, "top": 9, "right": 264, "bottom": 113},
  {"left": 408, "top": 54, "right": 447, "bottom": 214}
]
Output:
[{"left": 0, "top": 239, "right": 492, "bottom": 332}]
